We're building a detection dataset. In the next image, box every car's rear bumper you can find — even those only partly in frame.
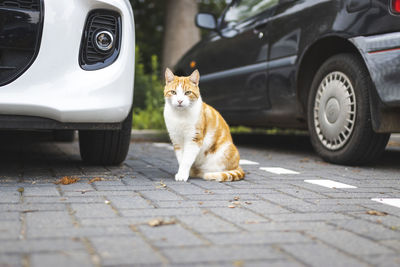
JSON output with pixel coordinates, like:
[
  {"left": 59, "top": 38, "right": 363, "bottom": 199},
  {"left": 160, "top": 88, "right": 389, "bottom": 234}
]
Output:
[
  {"left": 0, "top": 0, "right": 135, "bottom": 124},
  {"left": 350, "top": 32, "right": 400, "bottom": 107}
]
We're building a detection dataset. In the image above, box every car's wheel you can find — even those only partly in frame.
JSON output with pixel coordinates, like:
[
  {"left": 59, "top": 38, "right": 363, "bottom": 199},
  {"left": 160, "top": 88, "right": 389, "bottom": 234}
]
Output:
[
  {"left": 307, "top": 53, "right": 390, "bottom": 165},
  {"left": 79, "top": 111, "right": 132, "bottom": 165},
  {"left": 53, "top": 130, "right": 75, "bottom": 142}
]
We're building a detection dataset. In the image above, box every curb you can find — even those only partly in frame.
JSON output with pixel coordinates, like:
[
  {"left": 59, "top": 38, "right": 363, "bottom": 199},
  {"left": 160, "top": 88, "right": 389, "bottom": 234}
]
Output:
[{"left": 131, "top": 129, "right": 169, "bottom": 143}]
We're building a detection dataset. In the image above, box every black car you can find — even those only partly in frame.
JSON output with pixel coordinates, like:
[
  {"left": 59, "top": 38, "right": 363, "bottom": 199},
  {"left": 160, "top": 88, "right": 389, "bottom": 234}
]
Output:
[{"left": 174, "top": 0, "right": 400, "bottom": 165}]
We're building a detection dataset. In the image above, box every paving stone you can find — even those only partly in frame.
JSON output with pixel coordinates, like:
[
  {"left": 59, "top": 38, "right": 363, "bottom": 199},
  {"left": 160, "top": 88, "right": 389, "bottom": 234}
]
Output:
[
  {"left": 281, "top": 243, "right": 368, "bottom": 267},
  {"left": 70, "top": 203, "right": 117, "bottom": 218},
  {"left": 162, "top": 245, "right": 285, "bottom": 263},
  {"left": 27, "top": 226, "right": 133, "bottom": 239},
  {"left": 210, "top": 207, "right": 269, "bottom": 225},
  {"left": 0, "top": 238, "right": 85, "bottom": 253},
  {"left": 139, "top": 189, "right": 184, "bottom": 201},
  {"left": 240, "top": 221, "right": 337, "bottom": 232},
  {"left": 0, "top": 254, "right": 21, "bottom": 267},
  {"left": 204, "top": 231, "right": 311, "bottom": 245},
  {"left": 30, "top": 251, "right": 93, "bottom": 267},
  {"left": 309, "top": 230, "right": 394, "bottom": 255},
  {"left": 90, "top": 236, "right": 163, "bottom": 265},
  {"left": 26, "top": 211, "right": 72, "bottom": 228},
  {"left": 0, "top": 221, "right": 20, "bottom": 240},
  {"left": 267, "top": 212, "right": 353, "bottom": 222},
  {"left": 177, "top": 214, "right": 240, "bottom": 233},
  {"left": 362, "top": 254, "right": 400, "bottom": 267},
  {"left": 138, "top": 224, "right": 206, "bottom": 247},
  {"left": 24, "top": 196, "right": 104, "bottom": 204},
  {"left": 106, "top": 195, "right": 154, "bottom": 209},
  {"left": 119, "top": 207, "right": 203, "bottom": 217},
  {"left": 155, "top": 200, "right": 237, "bottom": 208},
  {"left": 22, "top": 186, "right": 60, "bottom": 197},
  {"left": 0, "top": 212, "right": 20, "bottom": 221},
  {"left": 0, "top": 191, "right": 20, "bottom": 204},
  {"left": 331, "top": 219, "right": 400, "bottom": 241},
  {"left": 0, "top": 203, "right": 66, "bottom": 212}
]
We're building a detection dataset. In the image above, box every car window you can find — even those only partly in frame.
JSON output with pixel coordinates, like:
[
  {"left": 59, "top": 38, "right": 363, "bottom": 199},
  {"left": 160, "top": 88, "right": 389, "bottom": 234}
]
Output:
[{"left": 224, "top": 0, "right": 279, "bottom": 24}]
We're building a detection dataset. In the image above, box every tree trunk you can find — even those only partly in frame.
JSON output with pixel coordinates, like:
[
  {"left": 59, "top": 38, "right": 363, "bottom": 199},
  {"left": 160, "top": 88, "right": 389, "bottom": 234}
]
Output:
[{"left": 162, "top": 0, "right": 200, "bottom": 74}]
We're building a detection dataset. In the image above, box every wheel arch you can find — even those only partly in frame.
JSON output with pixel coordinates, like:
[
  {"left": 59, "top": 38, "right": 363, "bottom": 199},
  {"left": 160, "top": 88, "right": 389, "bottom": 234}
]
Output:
[{"left": 296, "top": 36, "right": 365, "bottom": 118}]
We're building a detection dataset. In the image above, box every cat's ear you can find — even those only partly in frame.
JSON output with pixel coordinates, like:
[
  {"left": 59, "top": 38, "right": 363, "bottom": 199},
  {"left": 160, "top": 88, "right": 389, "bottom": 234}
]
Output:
[
  {"left": 165, "top": 68, "right": 175, "bottom": 84},
  {"left": 189, "top": 69, "right": 200, "bottom": 86}
]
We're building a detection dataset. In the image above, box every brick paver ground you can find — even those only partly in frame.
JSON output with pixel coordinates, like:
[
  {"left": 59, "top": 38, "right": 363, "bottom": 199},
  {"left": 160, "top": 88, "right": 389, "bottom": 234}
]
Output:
[{"left": 0, "top": 132, "right": 400, "bottom": 267}]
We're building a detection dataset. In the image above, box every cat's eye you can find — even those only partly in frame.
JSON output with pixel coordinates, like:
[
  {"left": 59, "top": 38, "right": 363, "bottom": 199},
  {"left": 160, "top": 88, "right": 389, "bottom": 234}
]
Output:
[
  {"left": 170, "top": 90, "right": 176, "bottom": 95},
  {"left": 185, "top": 91, "right": 192, "bottom": 95}
]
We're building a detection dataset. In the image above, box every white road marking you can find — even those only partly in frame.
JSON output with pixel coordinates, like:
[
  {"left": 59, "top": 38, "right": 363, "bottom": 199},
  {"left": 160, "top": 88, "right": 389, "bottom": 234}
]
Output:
[
  {"left": 260, "top": 167, "right": 299, "bottom": 174},
  {"left": 371, "top": 198, "right": 400, "bottom": 208},
  {"left": 153, "top": 143, "right": 174, "bottom": 150},
  {"left": 239, "top": 159, "right": 259, "bottom": 165},
  {"left": 304, "top": 179, "right": 357, "bottom": 189}
]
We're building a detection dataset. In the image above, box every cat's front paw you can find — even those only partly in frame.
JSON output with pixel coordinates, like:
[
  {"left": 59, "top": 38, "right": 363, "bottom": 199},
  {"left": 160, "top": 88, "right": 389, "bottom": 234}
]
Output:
[{"left": 175, "top": 173, "right": 189, "bottom": 182}]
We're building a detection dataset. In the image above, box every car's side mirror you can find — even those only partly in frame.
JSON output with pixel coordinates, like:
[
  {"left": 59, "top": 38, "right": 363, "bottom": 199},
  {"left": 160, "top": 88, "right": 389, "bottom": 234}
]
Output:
[{"left": 195, "top": 13, "right": 217, "bottom": 31}]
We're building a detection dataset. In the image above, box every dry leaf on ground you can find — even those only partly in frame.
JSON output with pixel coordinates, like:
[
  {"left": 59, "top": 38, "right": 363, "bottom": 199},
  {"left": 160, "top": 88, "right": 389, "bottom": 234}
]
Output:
[
  {"left": 88, "top": 177, "right": 104, "bottom": 184},
  {"left": 55, "top": 176, "right": 80, "bottom": 185},
  {"left": 366, "top": 210, "right": 388, "bottom": 216},
  {"left": 147, "top": 218, "right": 176, "bottom": 227}
]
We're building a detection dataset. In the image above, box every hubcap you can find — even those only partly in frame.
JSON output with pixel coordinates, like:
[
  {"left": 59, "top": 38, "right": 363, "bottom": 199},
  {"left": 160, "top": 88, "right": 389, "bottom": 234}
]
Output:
[{"left": 313, "top": 72, "right": 356, "bottom": 150}]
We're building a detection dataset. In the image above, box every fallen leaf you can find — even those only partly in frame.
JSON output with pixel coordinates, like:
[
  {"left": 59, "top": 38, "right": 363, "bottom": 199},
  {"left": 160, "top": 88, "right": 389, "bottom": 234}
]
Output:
[
  {"left": 147, "top": 218, "right": 176, "bottom": 227},
  {"left": 244, "top": 201, "right": 252, "bottom": 205},
  {"left": 300, "top": 158, "right": 309, "bottom": 163},
  {"left": 366, "top": 210, "right": 388, "bottom": 216},
  {"left": 104, "top": 200, "right": 111, "bottom": 204},
  {"left": 17, "top": 187, "right": 24, "bottom": 194},
  {"left": 156, "top": 180, "right": 167, "bottom": 189},
  {"left": 232, "top": 201, "right": 241, "bottom": 205},
  {"left": 234, "top": 196, "right": 240, "bottom": 201},
  {"left": 55, "top": 176, "right": 80, "bottom": 185},
  {"left": 245, "top": 220, "right": 259, "bottom": 224},
  {"left": 228, "top": 205, "right": 236, "bottom": 208},
  {"left": 233, "top": 260, "right": 244, "bottom": 267},
  {"left": 88, "top": 177, "right": 104, "bottom": 184},
  {"left": 198, "top": 201, "right": 204, "bottom": 205}
]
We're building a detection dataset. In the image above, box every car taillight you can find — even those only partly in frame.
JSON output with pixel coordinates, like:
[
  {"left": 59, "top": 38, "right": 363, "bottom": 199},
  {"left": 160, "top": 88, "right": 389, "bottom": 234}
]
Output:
[{"left": 392, "top": 0, "right": 400, "bottom": 14}]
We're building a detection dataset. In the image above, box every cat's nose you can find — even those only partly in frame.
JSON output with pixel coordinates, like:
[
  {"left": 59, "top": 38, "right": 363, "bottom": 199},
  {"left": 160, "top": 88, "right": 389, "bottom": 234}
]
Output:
[{"left": 178, "top": 100, "right": 183, "bottom": 104}]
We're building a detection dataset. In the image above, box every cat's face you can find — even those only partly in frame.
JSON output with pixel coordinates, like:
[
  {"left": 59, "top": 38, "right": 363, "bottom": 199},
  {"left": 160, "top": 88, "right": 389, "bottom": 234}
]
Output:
[{"left": 164, "top": 69, "right": 201, "bottom": 110}]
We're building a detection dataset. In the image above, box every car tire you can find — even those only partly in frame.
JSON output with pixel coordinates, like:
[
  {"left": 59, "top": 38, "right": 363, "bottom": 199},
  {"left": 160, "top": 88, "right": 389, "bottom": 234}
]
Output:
[
  {"left": 53, "top": 130, "right": 75, "bottom": 142},
  {"left": 307, "top": 53, "right": 390, "bottom": 165},
  {"left": 79, "top": 110, "right": 132, "bottom": 165}
]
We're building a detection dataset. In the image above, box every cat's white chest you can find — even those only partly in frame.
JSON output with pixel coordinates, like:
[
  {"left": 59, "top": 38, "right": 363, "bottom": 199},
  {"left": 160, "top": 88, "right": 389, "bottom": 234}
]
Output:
[{"left": 164, "top": 103, "right": 200, "bottom": 144}]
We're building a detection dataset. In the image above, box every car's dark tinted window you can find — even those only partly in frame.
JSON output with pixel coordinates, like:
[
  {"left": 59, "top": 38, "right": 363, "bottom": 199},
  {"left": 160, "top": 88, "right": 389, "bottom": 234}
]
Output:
[{"left": 224, "top": 0, "right": 279, "bottom": 23}]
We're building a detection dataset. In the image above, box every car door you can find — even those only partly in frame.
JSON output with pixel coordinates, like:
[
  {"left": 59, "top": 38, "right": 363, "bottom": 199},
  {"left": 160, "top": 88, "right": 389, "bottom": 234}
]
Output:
[{"left": 198, "top": 0, "right": 279, "bottom": 112}]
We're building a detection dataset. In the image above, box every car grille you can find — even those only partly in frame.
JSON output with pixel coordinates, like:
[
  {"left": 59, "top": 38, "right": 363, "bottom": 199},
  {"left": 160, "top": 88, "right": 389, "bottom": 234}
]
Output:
[
  {"left": 0, "top": 0, "right": 43, "bottom": 86},
  {"left": 0, "top": 0, "right": 40, "bottom": 10},
  {"left": 80, "top": 10, "right": 121, "bottom": 70}
]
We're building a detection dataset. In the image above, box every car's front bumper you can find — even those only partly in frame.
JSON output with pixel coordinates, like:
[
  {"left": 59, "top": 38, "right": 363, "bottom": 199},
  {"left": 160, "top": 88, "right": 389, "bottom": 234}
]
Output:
[{"left": 0, "top": 0, "right": 135, "bottom": 124}]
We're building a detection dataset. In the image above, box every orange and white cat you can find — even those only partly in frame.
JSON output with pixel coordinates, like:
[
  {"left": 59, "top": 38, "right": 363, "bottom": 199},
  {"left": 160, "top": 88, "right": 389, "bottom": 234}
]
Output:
[{"left": 163, "top": 68, "right": 245, "bottom": 182}]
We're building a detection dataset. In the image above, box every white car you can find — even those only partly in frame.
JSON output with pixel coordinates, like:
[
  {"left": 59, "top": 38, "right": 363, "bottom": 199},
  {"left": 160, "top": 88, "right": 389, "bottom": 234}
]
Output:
[{"left": 0, "top": 0, "right": 135, "bottom": 165}]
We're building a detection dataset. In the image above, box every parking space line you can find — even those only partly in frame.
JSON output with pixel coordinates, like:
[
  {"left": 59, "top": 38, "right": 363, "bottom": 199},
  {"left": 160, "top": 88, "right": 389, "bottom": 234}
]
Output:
[
  {"left": 260, "top": 167, "right": 299, "bottom": 174},
  {"left": 304, "top": 179, "right": 357, "bottom": 189},
  {"left": 152, "top": 143, "right": 174, "bottom": 150},
  {"left": 240, "top": 159, "right": 259, "bottom": 165},
  {"left": 371, "top": 198, "right": 400, "bottom": 208}
]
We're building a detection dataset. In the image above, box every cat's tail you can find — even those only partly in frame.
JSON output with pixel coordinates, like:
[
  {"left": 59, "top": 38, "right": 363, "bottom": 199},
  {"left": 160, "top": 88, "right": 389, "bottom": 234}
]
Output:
[{"left": 203, "top": 167, "right": 245, "bottom": 182}]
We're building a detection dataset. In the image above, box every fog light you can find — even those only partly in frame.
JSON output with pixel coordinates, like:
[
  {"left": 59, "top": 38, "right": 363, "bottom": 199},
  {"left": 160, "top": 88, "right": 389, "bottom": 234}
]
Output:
[{"left": 94, "top": 30, "right": 114, "bottom": 52}]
